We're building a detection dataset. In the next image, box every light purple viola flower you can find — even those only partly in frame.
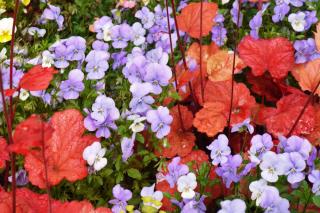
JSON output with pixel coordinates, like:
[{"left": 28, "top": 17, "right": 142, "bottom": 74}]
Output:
[
  {"left": 279, "top": 152, "right": 306, "bottom": 184},
  {"left": 154, "top": 4, "right": 174, "bottom": 29},
  {"left": 1, "top": 65, "right": 24, "bottom": 90},
  {"left": 218, "top": 199, "right": 246, "bottom": 213},
  {"left": 27, "top": 27, "right": 46, "bottom": 37},
  {"left": 308, "top": 170, "right": 320, "bottom": 195},
  {"left": 129, "top": 82, "right": 155, "bottom": 114},
  {"left": 260, "top": 151, "right": 285, "bottom": 182},
  {"left": 146, "top": 47, "right": 169, "bottom": 65},
  {"left": 207, "top": 134, "right": 231, "bottom": 166},
  {"left": 272, "top": 4, "right": 290, "bottom": 23},
  {"left": 40, "top": 5, "right": 64, "bottom": 31},
  {"left": 93, "top": 16, "right": 112, "bottom": 40},
  {"left": 147, "top": 25, "right": 162, "bottom": 44},
  {"left": 249, "top": 133, "right": 273, "bottom": 164},
  {"left": 307, "top": 147, "right": 317, "bottom": 169},
  {"left": 110, "top": 23, "right": 134, "bottom": 49},
  {"left": 294, "top": 38, "right": 320, "bottom": 63},
  {"left": 59, "top": 69, "right": 84, "bottom": 100},
  {"left": 249, "top": 12, "right": 262, "bottom": 39},
  {"left": 288, "top": 0, "right": 305, "bottom": 7},
  {"left": 216, "top": 154, "right": 243, "bottom": 188},
  {"left": 49, "top": 40, "right": 71, "bottom": 69},
  {"left": 92, "top": 40, "right": 109, "bottom": 51},
  {"left": 155, "top": 32, "right": 177, "bottom": 53},
  {"left": 261, "top": 197, "right": 290, "bottom": 213},
  {"left": 146, "top": 106, "right": 173, "bottom": 139},
  {"left": 109, "top": 184, "right": 132, "bottom": 213},
  {"left": 132, "top": 22, "right": 146, "bottom": 46},
  {"left": 165, "top": 157, "right": 189, "bottom": 188},
  {"left": 304, "top": 10, "right": 318, "bottom": 31},
  {"left": 278, "top": 135, "right": 312, "bottom": 160},
  {"left": 181, "top": 194, "right": 206, "bottom": 213},
  {"left": 84, "top": 95, "right": 120, "bottom": 139},
  {"left": 230, "top": 0, "right": 243, "bottom": 27},
  {"left": 211, "top": 25, "right": 227, "bottom": 47},
  {"left": 135, "top": 7, "right": 155, "bottom": 29},
  {"left": 144, "top": 63, "right": 172, "bottom": 94},
  {"left": 231, "top": 118, "right": 254, "bottom": 134},
  {"left": 30, "top": 90, "right": 52, "bottom": 105},
  {"left": 8, "top": 169, "right": 28, "bottom": 186},
  {"left": 65, "top": 36, "right": 86, "bottom": 61},
  {"left": 111, "top": 51, "right": 127, "bottom": 69},
  {"left": 85, "top": 50, "right": 110, "bottom": 80},
  {"left": 177, "top": 0, "right": 189, "bottom": 11},
  {"left": 123, "top": 55, "right": 147, "bottom": 83},
  {"left": 121, "top": 136, "right": 135, "bottom": 162}
]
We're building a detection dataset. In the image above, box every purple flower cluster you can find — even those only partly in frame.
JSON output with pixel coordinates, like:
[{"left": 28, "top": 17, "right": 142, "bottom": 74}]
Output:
[
  {"left": 40, "top": 5, "right": 64, "bottom": 31},
  {"left": 84, "top": 95, "right": 120, "bottom": 139},
  {"left": 249, "top": 3, "right": 269, "bottom": 39},
  {"left": 294, "top": 38, "right": 320, "bottom": 63},
  {"left": 172, "top": 193, "right": 206, "bottom": 213},
  {"left": 230, "top": 0, "right": 243, "bottom": 27},
  {"left": 109, "top": 184, "right": 132, "bottom": 213},
  {"left": 49, "top": 36, "right": 86, "bottom": 69},
  {"left": 211, "top": 14, "right": 227, "bottom": 46}
]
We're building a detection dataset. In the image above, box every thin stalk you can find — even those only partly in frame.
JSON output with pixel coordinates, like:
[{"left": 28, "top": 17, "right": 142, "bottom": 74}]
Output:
[
  {"left": 287, "top": 79, "right": 320, "bottom": 137},
  {"left": 199, "top": 0, "right": 205, "bottom": 103},
  {"left": 227, "top": 0, "right": 242, "bottom": 135},
  {"left": 164, "top": 0, "right": 185, "bottom": 131}
]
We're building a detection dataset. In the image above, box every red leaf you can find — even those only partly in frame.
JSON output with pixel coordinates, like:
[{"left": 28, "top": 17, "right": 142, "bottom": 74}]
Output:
[
  {"left": 170, "top": 105, "right": 194, "bottom": 131},
  {"left": 0, "top": 138, "right": 9, "bottom": 169},
  {"left": 306, "top": 105, "right": 320, "bottom": 146},
  {"left": 24, "top": 109, "right": 98, "bottom": 189},
  {"left": 4, "top": 89, "right": 17, "bottom": 97},
  {"left": 20, "top": 65, "right": 58, "bottom": 91},
  {"left": 181, "top": 150, "right": 209, "bottom": 170},
  {"left": 9, "top": 115, "right": 54, "bottom": 155},
  {"left": 238, "top": 36, "right": 294, "bottom": 79},
  {"left": 176, "top": 2, "right": 218, "bottom": 38},
  {"left": 53, "top": 200, "right": 112, "bottom": 213},
  {"left": 264, "top": 94, "right": 315, "bottom": 136}
]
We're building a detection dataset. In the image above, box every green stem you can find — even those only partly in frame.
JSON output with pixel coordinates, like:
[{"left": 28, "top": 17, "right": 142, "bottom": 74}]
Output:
[{"left": 302, "top": 191, "right": 312, "bottom": 213}]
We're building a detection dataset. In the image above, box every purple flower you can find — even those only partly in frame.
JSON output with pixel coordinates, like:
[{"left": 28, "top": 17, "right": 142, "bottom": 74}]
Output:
[
  {"left": 123, "top": 55, "right": 147, "bottom": 83},
  {"left": 30, "top": 90, "right": 52, "bottom": 105},
  {"left": 135, "top": 7, "right": 155, "bottom": 29},
  {"left": 249, "top": 12, "right": 262, "bottom": 39},
  {"left": 231, "top": 118, "right": 254, "bottom": 134},
  {"left": 288, "top": 0, "right": 306, "bottom": 7},
  {"left": 59, "top": 69, "right": 84, "bottom": 100},
  {"left": 92, "top": 16, "right": 112, "bottom": 40},
  {"left": 278, "top": 135, "right": 312, "bottom": 160},
  {"left": 272, "top": 4, "right": 290, "bottom": 23},
  {"left": 207, "top": 134, "right": 231, "bottom": 166},
  {"left": 27, "top": 27, "right": 46, "bottom": 37},
  {"left": 111, "top": 23, "right": 133, "bottom": 49},
  {"left": 307, "top": 147, "right": 317, "bottom": 169},
  {"left": 216, "top": 154, "right": 243, "bottom": 188},
  {"left": 146, "top": 106, "right": 173, "bottom": 139},
  {"left": 181, "top": 195, "right": 206, "bottom": 213},
  {"left": 132, "top": 22, "right": 146, "bottom": 46},
  {"left": 65, "top": 36, "right": 86, "bottom": 61},
  {"left": 92, "top": 40, "right": 109, "bottom": 51},
  {"left": 155, "top": 32, "right": 177, "bottom": 53},
  {"left": 121, "top": 136, "right": 135, "bottom": 162},
  {"left": 304, "top": 10, "right": 318, "bottom": 31},
  {"left": 109, "top": 184, "right": 132, "bottom": 213},
  {"left": 85, "top": 50, "right": 110, "bottom": 80},
  {"left": 8, "top": 169, "right": 28, "bottom": 186},
  {"left": 177, "top": 0, "right": 189, "bottom": 11},
  {"left": 308, "top": 170, "right": 320, "bottom": 195},
  {"left": 144, "top": 63, "right": 172, "bottom": 94},
  {"left": 129, "top": 82, "right": 155, "bottom": 114},
  {"left": 49, "top": 41, "right": 71, "bottom": 69},
  {"left": 293, "top": 38, "right": 320, "bottom": 63},
  {"left": 230, "top": 0, "right": 243, "bottom": 27},
  {"left": 279, "top": 152, "right": 306, "bottom": 184},
  {"left": 218, "top": 199, "right": 246, "bottom": 213},
  {"left": 111, "top": 51, "right": 127, "bottom": 69},
  {"left": 1, "top": 65, "right": 23, "bottom": 90},
  {"left": 211, "top": 25, "right": 227, "bottom": 47},
  {"left": 259, "top": 187, "right": 290, "bottom": 213},
  {"left": 40, "top": 5, "right": 64, "bottom": 31},
  {"left": 84, "top": 95, "right": 120, "bottom": 138},
  {"left": 165, "top": 157, "right": 189, "bottom": 188},
  {"left": 146, "top": 47, "right": 169, "bottom": 65},
  {"left": 259, "top": 151, "right": 284, "bottom": 182},
  {"left": 249, "top": 133, "right": 273, "bottom": 164}
]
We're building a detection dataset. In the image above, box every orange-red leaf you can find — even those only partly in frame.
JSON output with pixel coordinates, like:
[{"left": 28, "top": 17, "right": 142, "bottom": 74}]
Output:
[
  {"left": 176, "top": 2, "right": 218, "bottom": 38},
  {"left": 20, "top": 65, "right": 58, "bottom": 91},
  {"left": 0, "top": 138, "right": 9, "bottom": 169},
  {"left": 238, "top": 36, "right": 294, "bottom": 79},
  {"left": 315, "top": 22, "right": 320, "bottom": 51},
  {"left": 264, "top": 94, "right": 315, "bottom": 136},
  {"left": 306, "top": 105, "right": 320, "bottom": 146},
  {"left": 170, "top": 105, "right": 194, "bottom": 131},
  {"left": 24, "top": 109, "right": 98, "bottom": 189},
  {"left": 292, "top": 58, "right": 320, "bottom": 96}
]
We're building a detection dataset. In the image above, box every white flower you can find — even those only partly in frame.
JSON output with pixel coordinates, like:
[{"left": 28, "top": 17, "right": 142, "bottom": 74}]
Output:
[
  {"left": 288, "top": 12, "right": 306, "bottom": 32},
  {"left": 19, "top": 89, "right": 30, "bottom": 101},
  {"left": 27, "top": 27, "right": 46, "bottom": 37},
  {"left": 128, "top": 114, "right": 146, "bottom": 133},
  {"left": 222, "top": 0, "right": 230, "bottom": 5},
  {"left": 259, "top": 151, "right": 284, "bottom": 182},
  {"left": 0, "top": 17, "right": 16, "bottom": 43},
  {"left": 249, "top": 179, "right": 268, "bottom": 206},
  {"left": 132, "top": 22, "right": 146, "bottom": 46},
  {"left": 218, "top": 199, "right": 246, "bottom": 213},
  {"left": 83, "top": 142, "right": 107, "bottom": 171},
  {"left": 177, "top": 172, "right": 197, "bottom": 199},
  {"left": 42, "top": 50, "right": 54, "bottom": 68},
  {"left": 0, "top": 47, "right": 7, "bottom": 61},
  {"left": 140, "top": 184, "right": 163, "bottom": 209},
  {"left": 103, "top": 22, "right": 113, "bottom": 42}
]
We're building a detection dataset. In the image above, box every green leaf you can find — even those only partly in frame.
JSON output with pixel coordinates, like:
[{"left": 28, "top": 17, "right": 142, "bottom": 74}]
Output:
[
  {"left": 136, "top": 133, "right": 145, "bottom": 143},
  {"left": 127, "top": 168, "right": 142, "bottom": 180},
  {"left": 312, "top": 195, "right": 320, "bottom": 207}
]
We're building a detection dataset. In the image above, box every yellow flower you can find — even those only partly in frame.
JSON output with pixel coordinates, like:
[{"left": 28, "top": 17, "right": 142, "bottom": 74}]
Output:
[
  {"left": 21, "top": 0, "right": 31, "bottom": 6},
  {"left": 141, "top": 0, "right": 150, "bottom": 5},
  {"left": 0, "top": 18, "right": 16, "bottom": 43},
  {"left": 126, "top": 205, "right": 134, "bottom": 212}
]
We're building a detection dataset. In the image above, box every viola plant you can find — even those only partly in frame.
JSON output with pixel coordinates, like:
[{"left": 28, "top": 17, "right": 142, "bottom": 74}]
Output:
[{"left": 0, "top": 0, "right": 320, "bottom": 212}]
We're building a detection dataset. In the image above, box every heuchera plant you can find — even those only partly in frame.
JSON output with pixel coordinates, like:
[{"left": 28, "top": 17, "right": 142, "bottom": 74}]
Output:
[{"left": 0, "top": 0, "right": 320, "bottom": 212}]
